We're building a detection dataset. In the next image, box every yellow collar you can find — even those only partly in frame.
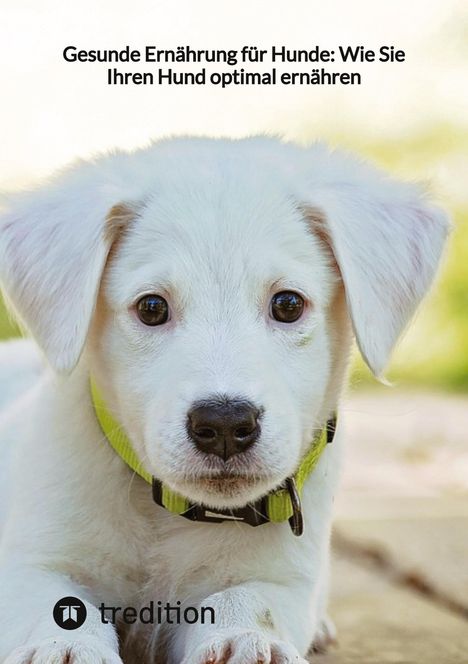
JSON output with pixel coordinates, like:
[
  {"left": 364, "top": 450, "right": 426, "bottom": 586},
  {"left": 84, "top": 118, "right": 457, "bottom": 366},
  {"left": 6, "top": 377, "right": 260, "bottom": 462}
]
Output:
[{"left": 90, "top": 379, "right": 336, "bottom": 536}]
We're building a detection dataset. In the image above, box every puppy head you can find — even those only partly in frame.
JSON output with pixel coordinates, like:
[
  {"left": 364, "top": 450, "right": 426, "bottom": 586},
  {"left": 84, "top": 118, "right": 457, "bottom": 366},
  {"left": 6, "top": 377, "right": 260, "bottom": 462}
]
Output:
[{"left": 0, "top": 138, "right": 450, "bottom": 508}]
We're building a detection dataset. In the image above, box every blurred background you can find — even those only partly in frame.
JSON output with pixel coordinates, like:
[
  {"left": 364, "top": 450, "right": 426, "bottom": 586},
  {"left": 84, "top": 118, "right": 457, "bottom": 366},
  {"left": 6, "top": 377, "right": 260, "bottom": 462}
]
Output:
[{"left": 1, "top": 0, "right": 467, "bottom": 658}]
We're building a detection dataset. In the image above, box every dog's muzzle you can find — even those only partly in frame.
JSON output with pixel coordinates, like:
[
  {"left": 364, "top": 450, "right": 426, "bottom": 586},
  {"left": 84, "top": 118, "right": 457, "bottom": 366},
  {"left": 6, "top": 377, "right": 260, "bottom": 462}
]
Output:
[{"left": 90, "top": 378, "right": 336, "bottom": 537}]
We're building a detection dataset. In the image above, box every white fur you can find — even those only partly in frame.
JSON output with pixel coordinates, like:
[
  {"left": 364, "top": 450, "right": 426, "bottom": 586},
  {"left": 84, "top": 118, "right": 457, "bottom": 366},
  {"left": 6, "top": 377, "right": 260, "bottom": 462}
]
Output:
[{"left": 0, "top": 137, "right": 449, "bottom": 663}]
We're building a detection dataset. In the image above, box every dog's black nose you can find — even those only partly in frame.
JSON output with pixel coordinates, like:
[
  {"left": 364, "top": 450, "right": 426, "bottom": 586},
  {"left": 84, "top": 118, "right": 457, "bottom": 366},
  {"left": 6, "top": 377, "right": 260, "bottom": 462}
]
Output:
[{"left": 187, "top": 398, "right": 260, "bottom": 461}]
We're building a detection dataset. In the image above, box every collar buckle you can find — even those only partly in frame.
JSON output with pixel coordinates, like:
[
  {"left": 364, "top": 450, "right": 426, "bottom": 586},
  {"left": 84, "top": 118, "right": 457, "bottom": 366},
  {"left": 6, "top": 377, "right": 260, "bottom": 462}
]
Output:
[
  {"left": 152, "top": 476, "right": 270, "bottom": 527},
  {"left": 286, "top": 477, "right": 304, "bottom": 536},
  {"left": 182, "top": 501, "right": 270, "bottom": 527}
]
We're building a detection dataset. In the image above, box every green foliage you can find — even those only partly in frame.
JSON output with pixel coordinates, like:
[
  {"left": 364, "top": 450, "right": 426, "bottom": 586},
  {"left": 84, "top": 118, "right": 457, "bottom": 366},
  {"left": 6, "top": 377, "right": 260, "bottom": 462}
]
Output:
[{"left": 0, "top": 296, "right": 18, "bottom": 339}]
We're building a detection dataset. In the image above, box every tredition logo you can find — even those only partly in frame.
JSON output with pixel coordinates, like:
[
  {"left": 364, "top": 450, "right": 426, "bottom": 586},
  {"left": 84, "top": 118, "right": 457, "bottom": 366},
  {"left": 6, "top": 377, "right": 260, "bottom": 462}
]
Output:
[{"left": 53, "top": 597, "right": 87, "bottom": 630}]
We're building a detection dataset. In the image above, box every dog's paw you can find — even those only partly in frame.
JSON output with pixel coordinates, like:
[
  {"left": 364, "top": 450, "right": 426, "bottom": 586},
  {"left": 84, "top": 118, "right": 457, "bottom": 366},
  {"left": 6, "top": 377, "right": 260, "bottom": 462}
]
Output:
[
  {"left": 4, "top": 637, "right": 123, "bottom": 664},
  {"left": 310, "top": 616, "right": 337, "bottom": 654},
  {"left": 182, "top": 630, "right": 308, "bottom": 664}
]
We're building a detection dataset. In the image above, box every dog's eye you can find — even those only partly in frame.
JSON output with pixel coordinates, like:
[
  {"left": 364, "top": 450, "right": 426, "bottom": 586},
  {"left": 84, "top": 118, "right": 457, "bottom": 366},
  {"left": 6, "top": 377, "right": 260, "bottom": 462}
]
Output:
[
  {"left": 136, "top": 295, "right": 169, "bottom": 326},
  {"left": 270, "top": 291, "right": 305, "bottom": 323}
]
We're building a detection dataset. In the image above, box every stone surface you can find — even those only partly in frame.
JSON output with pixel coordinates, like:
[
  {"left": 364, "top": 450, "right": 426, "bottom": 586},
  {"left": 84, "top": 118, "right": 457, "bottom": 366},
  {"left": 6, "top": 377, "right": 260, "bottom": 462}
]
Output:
[
  {"left": 335, "top": 504, "right": 468, "bottom": 614},
  {"left": 313, "top": 554, "right": 468, "bottom": 664}
]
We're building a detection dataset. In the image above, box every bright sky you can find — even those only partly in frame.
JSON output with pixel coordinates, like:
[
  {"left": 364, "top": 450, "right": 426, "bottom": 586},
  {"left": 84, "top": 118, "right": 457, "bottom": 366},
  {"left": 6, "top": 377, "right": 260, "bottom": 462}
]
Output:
[{"left": 1, "top": 0, "right": 466, "bottom": 189}]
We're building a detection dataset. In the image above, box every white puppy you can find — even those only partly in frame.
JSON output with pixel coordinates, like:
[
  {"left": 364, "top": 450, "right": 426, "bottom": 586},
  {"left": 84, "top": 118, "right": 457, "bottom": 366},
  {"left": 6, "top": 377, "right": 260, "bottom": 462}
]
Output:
[{"left": 0, "top": 137, "right": 449, "bottom": 664}]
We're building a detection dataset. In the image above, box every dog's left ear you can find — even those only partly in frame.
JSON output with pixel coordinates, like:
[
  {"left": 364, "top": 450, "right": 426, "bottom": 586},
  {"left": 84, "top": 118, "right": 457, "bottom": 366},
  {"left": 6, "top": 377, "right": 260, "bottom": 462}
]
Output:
[
  {"left": 0, "top": 163, "right": 135, "bottom": 373},
  {"left": 298, "top": 152, "right": 450, "bottom": 377}
]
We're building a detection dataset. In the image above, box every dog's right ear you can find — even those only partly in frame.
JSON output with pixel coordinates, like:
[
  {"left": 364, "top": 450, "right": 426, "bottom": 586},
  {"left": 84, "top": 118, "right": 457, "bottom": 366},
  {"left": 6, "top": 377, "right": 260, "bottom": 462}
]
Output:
[{"left": 0, "top": 162, "right": 136, "bottom": 373}]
